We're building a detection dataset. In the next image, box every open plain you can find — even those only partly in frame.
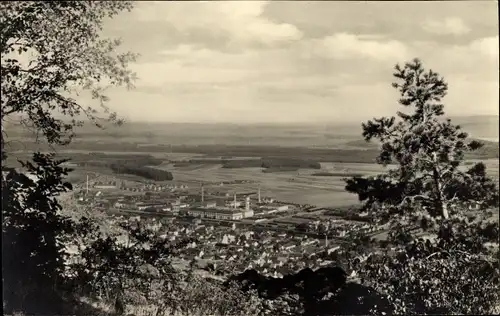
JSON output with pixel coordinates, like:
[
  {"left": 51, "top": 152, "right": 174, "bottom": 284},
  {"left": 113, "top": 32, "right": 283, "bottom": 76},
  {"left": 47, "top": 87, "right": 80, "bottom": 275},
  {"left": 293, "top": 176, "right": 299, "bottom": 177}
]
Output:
[{"left": 6, "top": 119, "right": 498, "bottom": 208}]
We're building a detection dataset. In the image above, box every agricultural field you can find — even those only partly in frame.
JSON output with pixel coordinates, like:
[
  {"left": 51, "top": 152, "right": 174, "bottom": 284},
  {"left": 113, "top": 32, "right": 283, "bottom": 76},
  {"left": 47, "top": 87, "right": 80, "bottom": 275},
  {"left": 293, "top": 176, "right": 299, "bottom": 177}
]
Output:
[
  {"left": 151, "top": 158, "right": 499, "bottom": 208},
  {"left": 8, "top": 145, "right": 498, "bottom": 208},
  {"left": 5, "top": 119, "right": 498, "bottom": 208}
]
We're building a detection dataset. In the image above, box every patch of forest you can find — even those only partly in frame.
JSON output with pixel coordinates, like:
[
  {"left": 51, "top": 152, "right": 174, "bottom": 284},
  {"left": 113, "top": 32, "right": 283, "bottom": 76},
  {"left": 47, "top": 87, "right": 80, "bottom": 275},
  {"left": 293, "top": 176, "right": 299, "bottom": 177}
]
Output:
[
  {"left": 70, "top": 153, "right": 173, "bottom": 181},
  {"left": 222, "top": 158, "right": 321, "bottom": 170},
  {"left": 311, "top": 172, "right": 364, "bottom": 177},
  {"left": 170, "top": 157, "right": 322, "bottom": 172},
  {"left": 63, "top": 152, "right": 164, "bottom": 166},
  {"left": 262, "top": 167, "right": 301, "bottom": 173},
  {"left": 108, "top": 163, "right": 173, "bottom": 181},
  {"left": 178, "top": 145, "right": 380, "bottom": 163}
]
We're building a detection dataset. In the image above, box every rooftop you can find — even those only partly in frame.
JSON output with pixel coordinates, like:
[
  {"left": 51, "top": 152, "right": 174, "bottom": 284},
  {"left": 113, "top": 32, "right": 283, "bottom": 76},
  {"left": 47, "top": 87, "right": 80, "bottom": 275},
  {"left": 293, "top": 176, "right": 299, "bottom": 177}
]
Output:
[{"left": 191, "top": 207, "right": 244, "bottom": 215}]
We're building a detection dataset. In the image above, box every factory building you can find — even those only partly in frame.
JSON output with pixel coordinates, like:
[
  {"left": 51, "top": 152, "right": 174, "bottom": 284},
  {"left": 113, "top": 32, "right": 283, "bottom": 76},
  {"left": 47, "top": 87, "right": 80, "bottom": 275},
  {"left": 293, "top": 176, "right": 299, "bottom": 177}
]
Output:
[
  {"left": 187, "top": 194, "right": 254, "bottom": 220},
  {"left": 187, "top": 208, "right": 245, "bottom": 220},
  {"left": 136, "top": 201, "right": 170, "bottom": 211},
  {"left": 192, "top": 185, "right": 217, "bottom": 208},
  {"left": 200, "top": 201, "right": 217, "bottom": 208},
  {"left": 170, "top": 200, "right": 181, "bottom": 213},
  {"left": 226, "top": 200, "right": 243, "bottom": 208},
  {"left": 242, "top": 196, "right": 255, "bottom": 218},
  {"left": 255, "top": 204, "right": 290, "bottom": 214}
]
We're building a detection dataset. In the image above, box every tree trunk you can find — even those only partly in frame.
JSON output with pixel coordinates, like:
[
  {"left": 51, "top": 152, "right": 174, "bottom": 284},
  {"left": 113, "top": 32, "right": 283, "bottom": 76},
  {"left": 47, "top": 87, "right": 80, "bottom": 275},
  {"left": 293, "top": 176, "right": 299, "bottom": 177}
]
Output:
[
  {"left": 432, "top": 168, "right": 449, "bottom": 219},
  {"left": 440, "top": 202, "right": 449, "bottom": 219}
]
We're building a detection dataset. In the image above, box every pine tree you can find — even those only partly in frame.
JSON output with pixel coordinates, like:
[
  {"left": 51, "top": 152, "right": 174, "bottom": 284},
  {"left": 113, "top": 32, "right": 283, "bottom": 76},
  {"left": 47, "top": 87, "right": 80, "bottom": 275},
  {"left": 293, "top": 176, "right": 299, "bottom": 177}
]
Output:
[
  {"left": 345, "top": 58, "right": 498, "bottom": 221},
  {"left": 346, "top": 58, "right": 500, "bottom": 315}
]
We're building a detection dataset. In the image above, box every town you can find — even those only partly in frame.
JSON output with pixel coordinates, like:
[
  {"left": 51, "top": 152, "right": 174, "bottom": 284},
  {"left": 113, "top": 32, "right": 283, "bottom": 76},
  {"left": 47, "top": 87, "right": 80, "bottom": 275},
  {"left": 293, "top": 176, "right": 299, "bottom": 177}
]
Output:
[{"left": 63, "top": 173, "right": 389, "bottom": 280}]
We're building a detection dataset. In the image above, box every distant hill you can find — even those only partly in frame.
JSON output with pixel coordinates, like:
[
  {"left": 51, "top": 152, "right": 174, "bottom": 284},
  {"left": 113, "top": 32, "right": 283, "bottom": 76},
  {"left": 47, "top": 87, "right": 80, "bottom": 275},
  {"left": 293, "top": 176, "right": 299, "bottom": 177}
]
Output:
[
  {"left": 451, "top": 115, "right": 499, "bottom": 141},
  {"left": 343, "top": 115, "right": 498, "bottom": 149},
  {"left": 339, "top": 115, "right": 498, "bottom": 142},
  {"left": 4, "top": 115, "right": 497, "bottom": 148},
  {"left": 343, "top": 139, "right": 379, "bottom": 149}
]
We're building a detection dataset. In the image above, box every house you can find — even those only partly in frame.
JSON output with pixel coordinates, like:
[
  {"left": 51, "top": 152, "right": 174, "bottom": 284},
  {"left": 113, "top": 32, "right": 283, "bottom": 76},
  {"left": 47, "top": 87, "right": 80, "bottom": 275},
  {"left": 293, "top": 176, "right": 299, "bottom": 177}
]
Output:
[
  {"left": 221, "top": 234, "right": 236, "bottom": 244},
  {"left": 114, "top": 199, "right": 130, "bottom": 208},
  {"left": 281, "top": 243, "right": 296, "bottom": 251},
  {"left": 242, "top": 208, "right": 254, "bottom": 218},
  {"left": 301, "top": 239, "right": 318, "bottom": 246},
  {"left": 327, "top": 246, "right": 341, "bottom": 254}
]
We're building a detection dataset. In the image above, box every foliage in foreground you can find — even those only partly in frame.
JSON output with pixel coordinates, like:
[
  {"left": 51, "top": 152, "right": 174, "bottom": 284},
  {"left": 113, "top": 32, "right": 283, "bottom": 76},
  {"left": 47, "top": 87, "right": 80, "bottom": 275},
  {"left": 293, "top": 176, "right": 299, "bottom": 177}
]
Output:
[
  {"left": 2, "top": 154, "right": 75, "bottom": 313},
  {"left": 64, "top": 218, "right": 263, "bottom": 316},
  {"left": 344, "top": 58, "right": 500, "bottom": 315},
  {"left": 1, "top": 1, "right": 136, "bottom": 313},
  {"left": 357, "top": 217, "right": 499, "bottom": 315}
]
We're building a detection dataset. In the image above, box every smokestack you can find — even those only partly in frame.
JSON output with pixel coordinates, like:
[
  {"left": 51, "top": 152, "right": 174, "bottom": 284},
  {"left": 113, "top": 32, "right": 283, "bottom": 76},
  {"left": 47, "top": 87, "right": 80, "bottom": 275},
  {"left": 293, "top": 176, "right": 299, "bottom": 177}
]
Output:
[
  {"left": 258, "top": 186, "right": 261, "bottom": 203},
  {"left": 234, "top": 193, "right": 237, "bottom": 209},
  {"left": 245, "top": 196, "right": 250, "bottom": 211},
  {"left": 201, "top": 185, "right": 204, "bottom": 203}
]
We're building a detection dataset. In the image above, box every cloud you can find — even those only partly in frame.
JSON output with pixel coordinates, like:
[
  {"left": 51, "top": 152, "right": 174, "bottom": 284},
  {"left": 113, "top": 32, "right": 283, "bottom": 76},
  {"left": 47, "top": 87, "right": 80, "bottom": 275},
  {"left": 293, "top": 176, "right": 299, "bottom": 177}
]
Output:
[
  {"left": 422, "top": 17, "right": 470, "bottom": 36},
  {"left": 411, "top": 36, "right": 499, "bottom": 82},
  {"left": 306, "top": 33, "right": 409, "bottom": 62},
  {"left": 116, "top": 34, "right": 498, "bottom": 123},
  {"left": 469, "top": 36, "right": 499, "bottom": 59},
  {"left": 95, "top": 2, "right": 498, "bottom": 123},
  {"left": 131, "top": 45, "right": 304, "bottom": 90},
  {"left": 445, "top": 80, "right": 499, "bottom": 116},
  {"left": 130, "top": 60, "right": 257, "bottom": 88},
  {"left": 132, "top": 1, "right": 302, "bottom": 50}
]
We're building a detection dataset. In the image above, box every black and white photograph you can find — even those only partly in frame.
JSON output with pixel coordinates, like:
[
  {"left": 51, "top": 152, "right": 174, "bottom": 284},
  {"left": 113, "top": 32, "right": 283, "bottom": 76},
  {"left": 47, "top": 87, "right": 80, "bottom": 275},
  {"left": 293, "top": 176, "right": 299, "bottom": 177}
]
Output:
[{"left": 1, "top": 1, "right": 499, "bottom": 315}]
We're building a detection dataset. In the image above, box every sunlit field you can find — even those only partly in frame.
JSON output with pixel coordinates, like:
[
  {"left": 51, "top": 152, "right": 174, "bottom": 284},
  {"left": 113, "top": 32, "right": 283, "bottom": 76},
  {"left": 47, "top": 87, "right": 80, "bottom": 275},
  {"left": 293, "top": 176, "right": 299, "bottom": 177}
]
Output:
[{"left": 152, "top": 159, "right": 498, "bottom": 208}]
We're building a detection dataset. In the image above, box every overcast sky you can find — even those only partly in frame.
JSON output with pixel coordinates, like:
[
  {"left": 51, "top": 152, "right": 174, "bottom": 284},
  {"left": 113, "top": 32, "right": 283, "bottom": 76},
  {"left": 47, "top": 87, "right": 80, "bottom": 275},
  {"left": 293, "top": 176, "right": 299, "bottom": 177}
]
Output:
[{"left": 94, "top": 1, "right": 498, "bottom": 123}]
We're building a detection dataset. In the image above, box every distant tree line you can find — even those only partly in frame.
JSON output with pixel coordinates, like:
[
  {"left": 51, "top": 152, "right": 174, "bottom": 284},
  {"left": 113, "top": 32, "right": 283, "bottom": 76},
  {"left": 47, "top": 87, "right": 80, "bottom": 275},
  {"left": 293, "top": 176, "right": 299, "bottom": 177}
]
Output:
[
  {"left": 109, "top": 163, "right": 173, "bottom": 181},
  {"left": 73, "top": 153, "right": 172, "bottom": 181},
  {"left": 262, "top": 167, "right": 302, "bottom": 173},
  {"left": 221, "top": 158, "right": 321, "bottom": 170},
  {"left": 174, "top": 157, "right": 322, "bottom": 171},
  {"left": 311, "top": 172, "right": 364, "bottom": 177}
]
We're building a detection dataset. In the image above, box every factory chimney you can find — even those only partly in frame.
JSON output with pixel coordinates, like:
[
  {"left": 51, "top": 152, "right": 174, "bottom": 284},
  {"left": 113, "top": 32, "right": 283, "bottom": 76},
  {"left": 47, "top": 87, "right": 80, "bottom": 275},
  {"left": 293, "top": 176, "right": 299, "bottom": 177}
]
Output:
[
  {"left": 233, "top": 193, "right": 237, "bottom": 209},
  {"left": 245, "top": 196, "right": 250, "bottom": 211},
  {"left": 258, "top": 186, "right": 261, "bottom": 203},
  {"left": 201, "top": 184, "right": 204, "bottom": 203}
]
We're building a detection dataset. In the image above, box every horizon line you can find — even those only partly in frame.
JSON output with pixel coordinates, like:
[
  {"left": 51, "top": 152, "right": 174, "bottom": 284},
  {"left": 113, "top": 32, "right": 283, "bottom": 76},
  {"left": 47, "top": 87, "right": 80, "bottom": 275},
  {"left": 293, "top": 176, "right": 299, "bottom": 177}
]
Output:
[{"left": 119, "top": 114, "right": 499, "bottom": 125}]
